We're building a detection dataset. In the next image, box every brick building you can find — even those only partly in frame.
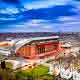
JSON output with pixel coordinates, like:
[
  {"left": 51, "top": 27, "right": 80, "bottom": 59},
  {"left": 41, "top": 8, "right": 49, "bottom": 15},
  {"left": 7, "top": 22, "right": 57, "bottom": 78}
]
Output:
[{"left": 15, "top": 36, "right": 63, "bottom": 59}]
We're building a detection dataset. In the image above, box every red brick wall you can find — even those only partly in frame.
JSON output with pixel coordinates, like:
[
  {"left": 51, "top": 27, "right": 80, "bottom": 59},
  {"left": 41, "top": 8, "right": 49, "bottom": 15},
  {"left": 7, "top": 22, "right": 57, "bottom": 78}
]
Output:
[
  {"left": 16, "top": 42, "right": 62, "bottom": 59},
  {"left": 16, "top": 45, "right": 31, "bottom": 58}
]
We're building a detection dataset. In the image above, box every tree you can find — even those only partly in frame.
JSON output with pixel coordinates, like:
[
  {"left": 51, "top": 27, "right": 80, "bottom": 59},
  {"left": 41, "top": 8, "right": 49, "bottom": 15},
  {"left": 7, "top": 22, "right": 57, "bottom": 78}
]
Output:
[
  {"left": 0, "top": 68, "right": 16, "bottom": 80},
  {"left": 1, "top": 61, "right": 6, "bottom": 69}
]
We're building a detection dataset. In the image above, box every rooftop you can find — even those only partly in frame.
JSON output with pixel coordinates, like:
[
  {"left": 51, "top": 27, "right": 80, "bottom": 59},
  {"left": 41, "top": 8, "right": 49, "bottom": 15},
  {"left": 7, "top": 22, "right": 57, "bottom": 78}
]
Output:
[{"left": 15, "top": 36, "right": 59, "bottom": 52}]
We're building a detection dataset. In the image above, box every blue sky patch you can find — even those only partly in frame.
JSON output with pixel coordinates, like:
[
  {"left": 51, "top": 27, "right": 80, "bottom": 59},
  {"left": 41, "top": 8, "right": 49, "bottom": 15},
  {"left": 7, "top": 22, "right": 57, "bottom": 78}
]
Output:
[{"left": 0, "top": 0, "right": 80, "bottom": 32}]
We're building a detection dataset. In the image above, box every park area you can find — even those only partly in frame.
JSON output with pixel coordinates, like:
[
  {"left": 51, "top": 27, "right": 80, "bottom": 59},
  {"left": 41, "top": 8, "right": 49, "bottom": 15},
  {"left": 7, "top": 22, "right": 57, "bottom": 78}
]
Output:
[
  {"left": 0, "top": 64, "right": 56, "bottom": 80},
  {"left": 15, "top": 65, "right": 57, "bottom": 80}
]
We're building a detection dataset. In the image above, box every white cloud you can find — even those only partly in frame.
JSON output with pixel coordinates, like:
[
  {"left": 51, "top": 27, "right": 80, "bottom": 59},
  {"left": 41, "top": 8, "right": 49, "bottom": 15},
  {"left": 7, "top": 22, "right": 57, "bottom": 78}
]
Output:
[
  {"left": 1, "top": 15, "right": 80, "bottom": 32},
  {"left": 57, "top": 16, "right": 80, "bottom": 32},
  {"left": 0, "top": 7, "right": 19, "bottom": 14},
  {"left": 58, "top": 16, "right": 80, "bottom": 23},
  {"left": 24, "top": 0, "right": 70, "bottom": 10},
  {"left": 0, "top": 19, "right": 54, "bottom": 32}
]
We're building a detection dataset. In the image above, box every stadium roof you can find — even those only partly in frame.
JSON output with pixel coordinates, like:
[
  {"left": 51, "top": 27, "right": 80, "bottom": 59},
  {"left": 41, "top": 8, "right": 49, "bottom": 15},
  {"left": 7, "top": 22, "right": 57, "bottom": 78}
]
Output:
[{"left": 15, "top": 36, "right": 59, "bottom": 52}]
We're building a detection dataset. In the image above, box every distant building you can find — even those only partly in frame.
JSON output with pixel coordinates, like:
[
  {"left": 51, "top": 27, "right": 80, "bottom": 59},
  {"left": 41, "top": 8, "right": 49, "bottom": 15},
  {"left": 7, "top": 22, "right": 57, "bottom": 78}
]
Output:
[
  {"left": 0, "top": 49, "right": 11, "bottom": 56},
  {"left": 61, "top": 42, "right": 72, "bottom": 57},
  {"left": 0, "top": 42, "right": 11, "bottom": 56},
  {"left": 15, "top": 36, "right": 63, "bottom": 59}
]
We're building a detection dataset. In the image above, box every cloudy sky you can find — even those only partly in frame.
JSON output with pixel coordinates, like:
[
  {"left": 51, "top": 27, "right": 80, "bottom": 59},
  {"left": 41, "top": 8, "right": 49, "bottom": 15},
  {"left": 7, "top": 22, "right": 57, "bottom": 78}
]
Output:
[{"left": 0, "top": 0, "right": 80, "bottom": 32}]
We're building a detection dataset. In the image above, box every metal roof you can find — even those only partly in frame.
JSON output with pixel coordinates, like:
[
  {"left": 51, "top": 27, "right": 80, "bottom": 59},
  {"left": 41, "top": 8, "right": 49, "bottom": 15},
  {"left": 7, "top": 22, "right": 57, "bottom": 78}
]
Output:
[
  {"left": 15, "top": 36, "right": 59, "bottom": 52},
  {"left": 0, "top": 49, "right": 10, "bottom": 56},
  {"left": 61, "top": 43, "right": 72, "bottom": 48}
]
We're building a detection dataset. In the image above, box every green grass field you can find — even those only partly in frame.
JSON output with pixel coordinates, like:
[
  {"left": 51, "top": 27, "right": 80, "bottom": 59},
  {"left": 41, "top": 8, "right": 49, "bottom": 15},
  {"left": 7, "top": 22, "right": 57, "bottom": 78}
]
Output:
[{"left": 16, "top": 65, "right": 51, "bottom": 80}]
